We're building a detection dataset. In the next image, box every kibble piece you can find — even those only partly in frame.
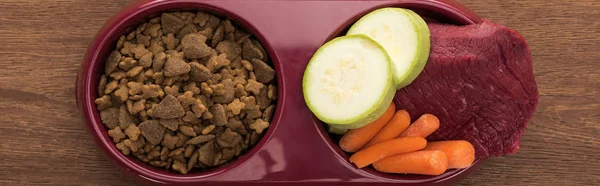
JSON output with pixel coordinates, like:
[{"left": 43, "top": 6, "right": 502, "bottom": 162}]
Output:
[
  {"left": 114, "top": 85, "right": 129, "bottom": 102},
  {"left": 100, "top": 108, "right": 119, "bottom": 129},
  {"left": 201, "top": 124, "right": 216, "bottom": 135},
  {"left": 245, "top": 79, "right": 264, "bottom": 95},
  {"left": 245, "top": 105, "right": 262, "bottom": 119},
  {"left": 137, "top": 34, "right": 151, "bottom": 47},
  {"left": 161, "top": 133, "right": 179, "bottom": 149},
  {"left": 95, "top": 95, "right": 113, "bottom": 110},
  {"left": 241, "top": 39, "right": 264, "bottom": 61},
  {"left": 191, "top": 99, "right": 207, "bottom": 117},
  {"left": 152, "top": 52, "right": 167, "bottom": 72},
  {"left": 139, "top": 52, "right": 153, "bottom": 68},
  {"left": 108, "top": 126, "right": 126, "bottom": 143},
  {"left": 109, "top": 70, "right": 128, "bottom": 80},
  {"left": 268, "top": 84, "right": 277, "bottom": 100},
  {"left": 138, "top": 120, "right": 166, "bottom": 145},
  {"left": 211, "top": 24, "right": 224, "bottom": 48},
  {"left": 177, "top": 24, "right": 198, "bottom": 39},
  {"left": 177, "top": 91, "right": 196, "bottom": 108},
  {"left": 127, "top": 82, "right": 143, "bottom": 95},
  {"left": 161, "top": 13, "right": 185, "bottom": 34},
  {"left": 124, "top": 137, "right": 145, "bottom": 152},
  {"left": 234, "top": 84, "right": 247, "bottom": 98},
  {"left": 98, "top": 75, "right": 108, "bottom": 96},
  {"left": 124, "top": 124, "right": 141, "bottom": 141},
  {"left": 159, "top": 118, "right": 182, "bottom": 131},
  {"left": 162, "top": 34, "right": 179, "bottom": 50},
  {"left": 221, "top": 148, "right": 236, "bottom": 162},
  {"left": 262, "top": 105, "right": 276, "bottom": 122},
  {"left": 206, "top": 54, "right": 231, "bottom": 72},
  {"left": 126, "top": 66, "right": 144, "bottom": 77},
  {"left": 141, "top": 85, "right": 160, "bottom": 99},
  {"left": 116, "top": 142, "right": 131, "bottom": 155},
  {"left": 104, "top": 80, "right": 119, "bottom": 95},
  {"left": 148, "top": 41, "right": 165, "bottom": 55},
  {"left": 251, "top": 59, "right": 275, "bottom": 83},
  {"left": 144, "top": 24, "right": 161, "bottom": 37},
  {"left": 118, "top": 57, "right": 138, "bottom": 71},
  {"left": 176, "top": 132, "right": 190, "bottom": 147},
  {"left": 131, "top": 44, "right": 151, "bottom": 59},
  {"left": 189, "top": 62, "right": 212, "bottom": 83},
  {"left": 226, "top": 117, "right": 246, "bottom": 134},
  {"left": 183, "top": 82, "right": 201, "bottom": 95},
  {"left": 119, "top": 105, "right": 139, "bottom": 129},
  {"left": 164, "top": 85, "right": 180, "bottom": 97},
  {"left": 106, "top": 50, "right": 121, "bottom": 75},
  {"left": 226, "top": 99, "right": 245, "bottom": 115},
  {"left": 250, "top": 118, "right": 269, "bottom": 134},
  {"left": 198, "top": 141, "right": 216, "bottom": 166},
  {"left": 240, "top": 96, "right": 257, "bottom": 110},
  {"left": 212, "top": 79, "right": 236, "bottom": 104},
  {"left": 216, "top": 128, "right": 242, "bottom": 148},
  {"left": 132, "top": 99, "right": 146, "bottom": 114},
  {"left": 182, "top": 111, "right": 198, "bottom": 124},
  {"left": 216, "top": 40, "right": 242, "bottom": 61},
  {"left": 153, "top": 95, "right": 186, "bottom": 119},
  {"left": 186, "top": 134, "right": 215, "bottom": 145},
  {"left": 210, "top": 104, "right": 227, "bottom": 126},
  {"left": 179, "top": 125, "right": 197, "bottom": 137},
  {"left": 172, "top": 160, "right": 188, "bottom": 174},
  {"left": 181, "top": 33, "right": 212, "bottom": 59},
  {"left": 256, "top": 86, "right": 271, "bottom": 109},
  {"left": 240, "top": 60, "right": 253, "bottom": 71},
  {"left": 164, "top": 57, "right": 191, "bottom": 77}
]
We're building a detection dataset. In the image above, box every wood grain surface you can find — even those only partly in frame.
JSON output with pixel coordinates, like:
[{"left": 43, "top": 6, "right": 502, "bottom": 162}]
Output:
[{"left": 0, "top": 0, "right": 598, "bottom": 185}]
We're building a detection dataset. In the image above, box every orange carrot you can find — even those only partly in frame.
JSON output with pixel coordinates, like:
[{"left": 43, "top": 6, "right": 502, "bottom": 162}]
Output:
[
  {"left": 373, "top": 150, "right": 448, "bottom": 176},
  {"left": 363, "top": 110, "right": 411, "bottom": 149},
  {"left": 424, "top": 140, "right": 475, "bottom": 169},
  {"left": 349, "top": 137, "right": 427, "bottom": 168},
  {"left": 339, "top": 103, "right": 396, "bottom": 153},
  {"left": 399, "top": 114, "right": 440, "bottom": 138}
]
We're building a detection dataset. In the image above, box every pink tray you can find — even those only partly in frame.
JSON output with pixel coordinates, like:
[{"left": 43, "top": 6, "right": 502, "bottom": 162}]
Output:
[{"left": 76, "top": 0, "right": 483, "bottom": 185}]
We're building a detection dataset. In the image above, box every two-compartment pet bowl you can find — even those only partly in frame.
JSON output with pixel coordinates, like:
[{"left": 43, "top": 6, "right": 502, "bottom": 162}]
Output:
[{"left": 76, "top": 0, "right": 483, "bottom": 185}]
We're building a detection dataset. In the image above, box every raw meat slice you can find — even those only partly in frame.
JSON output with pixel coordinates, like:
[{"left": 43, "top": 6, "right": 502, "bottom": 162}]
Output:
[{"left": 395, "top": 20, "right": 538, "bottom": 158}]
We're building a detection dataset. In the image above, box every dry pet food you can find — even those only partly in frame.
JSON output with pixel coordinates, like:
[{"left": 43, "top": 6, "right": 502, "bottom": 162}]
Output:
[{"left": 95, "top": 11, "right": 277, "bottom": 174}]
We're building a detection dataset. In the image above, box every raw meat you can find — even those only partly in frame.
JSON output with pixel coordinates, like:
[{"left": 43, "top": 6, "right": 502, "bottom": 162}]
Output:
[{"left": 395, "top": 20, "right": 538, "bottom": 158}]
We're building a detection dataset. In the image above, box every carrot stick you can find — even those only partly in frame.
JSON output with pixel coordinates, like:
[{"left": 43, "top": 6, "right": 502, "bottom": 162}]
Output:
[
  {"left": 339, "top": 103, "right": 396, "bottom": 153},
  {"left": 363, "top": 110, "right": 411, "bottom": 149},
  {"left": 373, "top": 150, "right": 448, "bottom": 176},
  {"left": 399, "top": 114, "right": 439, "bottom": 138},
  {"left": 349, "top": 137, "right": 427, "bottom": 168},
  {"left": 424, "top": 140, "right": 475, "bottom": 169}
]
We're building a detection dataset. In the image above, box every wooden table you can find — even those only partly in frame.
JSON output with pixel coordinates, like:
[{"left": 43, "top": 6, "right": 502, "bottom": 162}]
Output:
[{"left": 1, "top": 0, "right": 598, "bottom": 185}]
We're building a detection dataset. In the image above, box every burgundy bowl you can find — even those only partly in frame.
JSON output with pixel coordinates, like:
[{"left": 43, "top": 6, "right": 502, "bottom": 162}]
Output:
[{"left": 76, "top": 0, "right": 483, "bottom": 185}]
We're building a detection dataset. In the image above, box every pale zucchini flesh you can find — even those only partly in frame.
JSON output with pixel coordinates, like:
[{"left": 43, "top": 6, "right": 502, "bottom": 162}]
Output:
[{"left": 303, "top": 35, "right": 395, "bottom": 129}]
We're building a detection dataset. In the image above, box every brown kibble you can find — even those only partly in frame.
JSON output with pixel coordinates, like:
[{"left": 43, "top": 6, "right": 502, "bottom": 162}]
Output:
[
  {"left": 98, "top": 75, "right": 108, "bottom": 96},
  {"left": 124, "top": 137, "right": 145, "bottom": 152},
  {"left": 256, "top": 86, "right": 271, "bottom": 109},
  {"left": 183, "top": 82, "right": 201, "bottom": 95},
  {"left": 153, "top": 95, "right": 186, "bottom": 119},
  {"left": 116, "top": 35, "right": 126, "bottom": 49},
  {"left": 109, "top": 70, "right": 127, "bottom": 80},
  {"left": 188, "top": 151, "right": 199, "bottom": 170},
  {"left": 160, "top": 118, "right": 182, "bottom": 131},
  {"left": 182, "top": 33, "right": 212, "bottom": 59},
  {"left": 161, "top": 13, "right": 185, "bottom": 34},
  {"left": 184, "top": 145, "right": 196, "bottom": 158},
  {"left": 130, "top": 44, "right": 151, "bottom": 59},
  {"left": 119, "top": 105, "right": 138, "bottom": 129},
  {"left": 161, "top": 132, "right": 179, "bottom": 149},
  {"left": 147, "top": 146, "right": 161, "bottom": 160},
  {"left": 198, "top": 27, "right": 213, "bottom": 40},
  {"left": 137, "top": 34, "right": 151, "bottom": 47},
  {"left": 172, "top": 160, "right": 188, "bottom": 174},
  {"left": 251, "top": 59, "right": 275, "bottom": 83},
  {"left": 108, "top": 126, "right": 126, "bottom": 143},
  {"left": 234, "top": 84, "right": 247, "bottom": 98},
  {"left": 150, "top": 160, "right": 168, "bottom": 168},
  {"left": 124, "top": 124, "right": 141, "bottom": 141},
  {"left": 221, "top": 19, "right": 235, "bottom": 33},
  {"left": 209, "top": 84, "right": 225, "bottom": 96},
  {"left": 177, "top": 91, "right": 196, "bottom": 108},
  {"left": 160, "top": 147, "right": 169, "bottom": 161},
  {"left": 202, "top": 110, "right": 214, "bottom": 120},
  {"left": 208, "top": 74, "right": 223, "bottom": 85},
  {"left": 201, "top": 124, "right": 215, "bottom": 135},
  {"left": 220, "top": 69, "right": 235, "bottom": 80},
  {"left": 126, "top": 82, "right": 143, "bottom": 95},
  {"left": 148, "top": 39, "right": 165, "bottom": 54},
  {"left": 240, "top": 96, "right": 256, "bottom": 110},
  {"left": 164, "top": 57, "right": 191, "bottom": 77},
  {"left": 200, "top": 82, "right": 213, "bottom": 96},
  {"left": 118, "top": 57, "right": 138, "bottom": 71},
  {"left": 120, "top": 41, "right": 136, "bottom": 57},
  {"left": 216, "top": 40, "right": 242, "bottom": 61},
  {"left": 179, "top": 125, "right": 197, "bottom": 137},
  {"left": 177, "top": 24, "right": 198, "bottom": 39},
  {"left": 95, "top": 95, "right": 113, "bottom": 110},
  {"left": 164, "top": 85, "right": 180, "bottom": 97},
  {"left": 226, "top": 117, "right": 246, "bottom": 135},
  {"left": 268, "top": 84, "right": 277, "bottom": 100},
  {"left": 139, "top": 52, "right": 153, "bottom": 68},
  {"left": 233, "top": 75, "right": 247, "bottom": 86},
  {"left": 191, "top": 99, "right": 207, "bottom": 117},
  {"left": 210, "top": 104, "right": 227, "bottom": 126},
  {"left": 126, "top": 66, "right": 144, "bottom": 77},
  {"left": 241, "top": 60, "right": 253, "bottom": 71},
  {"left": 205, "top": 15, "right": 221, "bottom": 31},
  {"left": 245, "top": 105, "right": 262, "bottom": 119},
  {"left": 138, "top": 120, "right": 166, "bottom": 145},
  {"left": 182, "top": 111, "right": 198, "bottom": 124},
  {"left": 216, "top": 128, "right": 242, "bottom": 148},
  {"left": 245, "top": 79, "right": 264, "bottom": 95},
  {"left": 186, "top": 134, "right": 215, "bottom": 145},
  {"left": 193, "top": 12, "right": 209, "bottom": 26},
  {"left": 104, "top": 80, "right": 119, "bottom": 94},
  {"left": 249, "top": 72, "right": 256, "bottom": 80},
  {"left": 176, "top": 132, "right": 190, "bottom": 148},
  {"left": 162, "top": 34, "right": 180, "bottom": 50},
  {"left": 132, "top": 99, "right": 146, "bottom": 114},
  {"left": 262, "top": 105, "right": 276, "bottom": 122},
  {"left": 226, "top": 99, "right": 245, "bottom": 115},
  {"left": 189, "top": 62, "right": 212, "bottom": 83},
  {"left": 212, "top": 79, "right": 235, "bottom": 103},
  {"left": 100, "top": 107, "right": 119, "bottom": 129},
  {"left": 114, "top": 85, "right": 129, "bottom": 102},
  {"left": 242, "top": 39, "right": 264, "bottom": 61},
  {"left": 116, "top": 142, "right": 131, "bottom": 155},
  {"left": 206, "top": 54, "right": 231, "bottom": 72},
  {"left": 106, "top": 50, "right": 121, "bottom": 75},
  {"left": 250, "top": 118, "right": 269, "bottom": 134},
  {"left": 211, "top": 24, "right": 224, "bottom": 48},
  {"left": 141, "top": 85, "right": 160, "bottom": 99},
  {"left": 198, "top": 141, "right": 216, "bottom": 166},
  {"left": 221, "top": 148, "right": 236, "bottom": 162},
  {"left": 144, "top": 24, "right": 161, "bottom": 37}
]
